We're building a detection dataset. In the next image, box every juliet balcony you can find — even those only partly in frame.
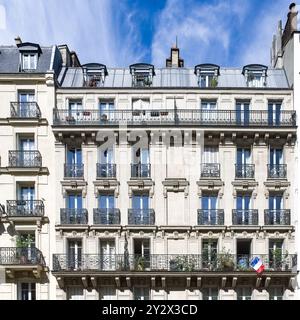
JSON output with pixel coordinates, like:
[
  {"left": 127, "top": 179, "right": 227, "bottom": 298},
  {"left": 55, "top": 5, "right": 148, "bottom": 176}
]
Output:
[
  {"left": 197, "top": 209, "right": 224, "bottom": 225},
  {"left": 52, "top": 253, "right": 297, "bottom": 273},
  {"left": 131, "top": 163, "right": 151, "bottom": 178},
  {"left": 128, "top": 209, "right": 155, "bottom": 225},
  {"left": 200, "top": 163, "right": 220, "bottom": 178},
  {"left": 96, "top": 163, "right": 116, "bottom": 178},
  {"left": 93, "top": 208, "right": 121, "bottom": 225},
  {"left": 9, "top": 150, "right": 42, "bottom": 168},
  {"left": 235, "top": 164, "right": 255, "bottom": 179},
  {"left": 264, "top": 209, "right": 291, "bottom": 226},
  {"left": 53, "top": 109, "right": 296, "bottom": 127},
  {"left": 10, "top": 102, "right": 41, "bottom": 118},
  {"left": 60, "top": 208, "right": 88, "bottom": 225},
  {"left": 232, "top": 209, "right": 259, "bottom": 225},
  {"left": 64, "top": 164, "right": 84, "bottom": 179},
  {"left": 267, "top": 164, "right": 287, "bottom": 179}
]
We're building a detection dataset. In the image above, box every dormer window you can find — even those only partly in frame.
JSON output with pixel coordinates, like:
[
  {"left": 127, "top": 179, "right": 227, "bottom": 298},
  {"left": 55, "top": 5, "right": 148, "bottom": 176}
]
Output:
[
  {"left": 82, "top": 63, "right": 108, "bottom": 87},
  {"left": 194, "top": 64, "right": 220, "bottom": 88},
  {"left": 17, "top": 42, "right": 41, "bottom": 72},
  {"left": 22, "top": 53, "right": 37, "bottom": 70},
  {"left": 242, "top": 64, "right": 268, "bottom": 88},
  {"left": 129, "top": 63, "right": 155, "bottom": 87}
]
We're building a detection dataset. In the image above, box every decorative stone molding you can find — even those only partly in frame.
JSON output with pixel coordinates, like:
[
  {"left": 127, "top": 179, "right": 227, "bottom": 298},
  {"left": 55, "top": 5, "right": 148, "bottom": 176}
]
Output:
[
  {"left": 264, "top": 181, "right": 290, "bottom": 196},
  {"left": 197, "top": 180, "right": 224, "bottom": 197},
  {"left": 61, "top": 181, "right": 88, "bottom": 197},
  {"left": 128, "top": 179, "right": 155, "bottom": 197},
  {"left": 232, "top": 181, "right": 258, "bottom": 197},
  {"left": 162, "top": 178, "right": 189, "bottom": 198},
  {"left": 94, "top": 179, "right": 120, "bottom": 197}
]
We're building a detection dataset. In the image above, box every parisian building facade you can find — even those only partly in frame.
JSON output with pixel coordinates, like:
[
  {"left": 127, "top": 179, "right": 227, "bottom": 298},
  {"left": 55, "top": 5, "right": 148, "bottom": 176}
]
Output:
[{"left": 0, "top": 4, "right": 299, "bottom": 300}]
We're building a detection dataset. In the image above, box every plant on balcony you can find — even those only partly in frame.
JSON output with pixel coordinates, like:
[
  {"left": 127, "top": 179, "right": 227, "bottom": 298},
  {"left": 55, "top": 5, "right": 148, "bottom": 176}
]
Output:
[
  {"left": 210, "top": 77, "right": 218, "bottom": 87},
  {"left": 169, "top": 255, "right": 196, "bottom": 272},
  {"left": 135, "top": 256, "right": 146, "bottom": 271},
  {"left": 218, "top": 248, "right": 235, "bottom": 271},
  {"left": 270, "top": 248, "right": 285, "bottom": 271},
  {"left": 16, "top": 234, "right": 34, "bottom": 264}
]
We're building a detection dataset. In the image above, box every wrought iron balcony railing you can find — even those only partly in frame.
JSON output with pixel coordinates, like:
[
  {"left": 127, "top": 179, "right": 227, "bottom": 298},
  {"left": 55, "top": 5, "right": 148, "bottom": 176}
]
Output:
[
  {"left": 232, "top": 209, "right": 259, "bottom": 225},
  {"left": 0, "top": 247, "right": 45, "bottom": 265},
  {"left": 200, "top": 163, "right": 220, "bottom": 178},
  {"left": 267, "top": 164, "right": 287, "bottom": 179},
  {"left": 128, "top": 209, "right": 155, "bottom": 225},
  {"left": 53, "top": 109, "right": 296, "bottom": 127},
  {"left": 264, "top": 209, "right": 291, "bottom": 225},
  {"left": 10, "top": 102, "right": 41, "bottom": 118},
  {"left": 131, "top": 163, "right": 151, "bottom": 178},
  {"left": 64, "top": 164, "right": 84, "bottom": 178},
  {"left": 8, "top": 151, "right": 42, "bottom": 167},
  {"left": 235, "top": 164, "right": 255, "bottom": 179},
  {"left": 60, "top": 208, "right": 88, "bottom": 224},
  {"left": 6, "top": 200, "right": 44, "bottom": 217},
  {"left": 52, "top": 253, "right": 297, "bottom": 272},
  {"left": 96, "top": 163, "right": 116, "bottom": 178},
  {"left": 197, "top": 209, "right": 224, "bottom": 225},
  {"left": 93, "top": 208, "right": 120, "bottom": 224}
]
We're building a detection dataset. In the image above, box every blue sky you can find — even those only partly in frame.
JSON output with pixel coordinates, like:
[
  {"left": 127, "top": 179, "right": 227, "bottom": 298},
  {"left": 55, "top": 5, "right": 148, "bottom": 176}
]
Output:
[{"left": 0, "top": 0, "right": 297, "bottom": 67}]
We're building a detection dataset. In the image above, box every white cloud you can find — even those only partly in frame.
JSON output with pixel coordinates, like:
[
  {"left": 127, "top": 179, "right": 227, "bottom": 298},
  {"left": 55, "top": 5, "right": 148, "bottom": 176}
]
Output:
[
  {"left": 151, "top": 0, "right": 250, "bottom": 67},
  {"left": 239, "top": 0, "right": 294, "bottom": 66},
  {"left": 0, "top": 0, "right": 144, "bottom": 66}
]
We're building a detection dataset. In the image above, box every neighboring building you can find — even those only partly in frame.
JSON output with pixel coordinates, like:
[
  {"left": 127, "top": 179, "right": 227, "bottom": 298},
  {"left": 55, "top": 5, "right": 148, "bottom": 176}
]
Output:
[
  {"left": 0, "top": 5, "right": 298, "bottom": 300},
  {"left": 271, "top": 2, "right": 300, "bottom": 299}
]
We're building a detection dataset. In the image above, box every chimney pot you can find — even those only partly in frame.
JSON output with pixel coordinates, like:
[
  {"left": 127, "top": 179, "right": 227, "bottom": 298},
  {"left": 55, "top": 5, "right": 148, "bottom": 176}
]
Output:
[{"left": 14, "top": 36, "right": 22, "bottom": 45}]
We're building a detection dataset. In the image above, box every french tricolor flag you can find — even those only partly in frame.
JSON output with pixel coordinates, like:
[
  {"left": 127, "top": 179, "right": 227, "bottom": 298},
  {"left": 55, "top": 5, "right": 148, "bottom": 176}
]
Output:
[{"left": 250, "top": 257, "right": 265, "bottom": 274}]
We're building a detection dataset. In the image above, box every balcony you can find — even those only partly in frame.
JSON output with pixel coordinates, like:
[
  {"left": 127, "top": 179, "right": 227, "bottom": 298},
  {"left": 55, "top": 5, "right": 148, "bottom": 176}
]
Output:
[
  {"left": 64, "top": 164, "right": 84, "bottom": 179},
  {"left": 264, "top": 209, "right": 291, "bottom": 225},
  {"left": 200, "top": 163, "right": 220, "bottom": 178},
  {"left": 267, "top": 164, "right": 287, "bottom": 179},
  {"left": 52, "top": 253, "right": 297, "bottom": 273},
  {"left": 8, "top": 150, "right": 42, "bottom": 167},
  {"left": 60, "top": 208, "right": 88, "bottom": 225},
  {"left": 10, "top": 102, "right": 41, "bottom": 118},
  {"left": 93, "top": 208, "right": 120, "bottom": 225},
  {"left": 235, "top": 164, "right": 255, "bottom": 179},
  {"left": 197, "top": 209, "right": 224, "bottom": 225},
  {"left": 232, "top": 209, "right": 258, "bottom": 225},
  {"left": 128, "top": 209, "right": 155, "bottom": 225},
  {"left": 53, "top": 109, "right": 296, "bottom": 127},
  {"left": 131, "top": 164, "right": 151, "bottom": 178},
  {"left": 0, "top": 247, "right": 45, "bottom": 265},
  {"left": 96, "top": 163, "right": 116, "bottom": 178},
  {"left": 6, "top": 200, "right": 44, "bottom": 217}
]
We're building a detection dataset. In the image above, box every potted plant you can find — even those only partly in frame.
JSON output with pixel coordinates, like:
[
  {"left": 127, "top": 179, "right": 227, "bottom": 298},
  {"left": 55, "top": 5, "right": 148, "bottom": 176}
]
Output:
[
  {"left": 169, "top": 255, "right": 196, "bottom": 272},
  {"left": 210, "top": 77, "right": 218, "bottom": 88},
  {"left": 270, "top": 248, "right": 283, "bottom": 270},
  {"left": 218, "top": 248, "right": 235, "bottom": 271},
  {"left": 136, "top": 256, "right": 145, "bottom": 271},
  {"left": 16, "top": 234, "right": 34, "bottom": 264}
]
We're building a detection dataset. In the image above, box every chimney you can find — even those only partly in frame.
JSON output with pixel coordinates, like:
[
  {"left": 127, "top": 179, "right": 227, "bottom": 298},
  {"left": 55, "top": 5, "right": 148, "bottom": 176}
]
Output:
[
  {"left": 282, "top": 3, "right": 298, "bottom": 47},
  {"left": 166, "top": 44, "right": 184, "bottom": 68},
  {"left": 14, "top": 36, "right": 22, "bottom": 46}
]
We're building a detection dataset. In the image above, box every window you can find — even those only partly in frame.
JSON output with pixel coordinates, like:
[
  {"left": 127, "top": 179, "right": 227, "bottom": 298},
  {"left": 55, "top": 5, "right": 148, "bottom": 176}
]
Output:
[
  {"left": 269, "top": 287, "right": 283, "bottom": 300},
  {"left": 131, "top": 194, "right": 150, "bottom": 224},
  {"left": 201, "top": 194, "right": 218, "bottom": 225},
  {"left": 202, "top": 240, "right": 218, "bottom": 270},
  {"left": 242, "top": 64, "right": 268, "bottom": 88},
  {"left": 17, "top": 91, "right": 36, "bottom": 117},
  {"left": 269, "top": 239, "right": 284, "bottom": 270},
  {"left": 82, "top": 63, "right": 108, "bottom": 87},
  {"left": 236, "top": 148, "right": 253, "bottom": 178},
  {"left": 268, "top": 101, "right": 282, "bottom": 126},
  {"left": 99, "top": 194, "right": 114, "bottom": 209},
  {"left": 130, "top": 63, "right": 155, "bottom": 87},
  {"left": 134, "top": 238, "right": 150, "bottom": 270},
  {"left": 201, "top": 100, "right": 217, "bottom": 122},
  {"left": 236, "top": 287, "right": 252, "bottom": 300},
  {"left": 100, "top": 239, "right": 116, "bottom": 270},
  {"left": 68, "top": 100, "right": 83, "bottom": 122},
  {"left": 99, "top": 100, "right": 115, "bottom": 122},
  {"left": 67, "top": 286, "right": 84, "bottom": 300},
  {"left": 19, "top": 283, "right": 36, "bottom": 300},
  {"left": 236, "top": 194, "right": 251, "bottom": 224},
  {"left": 133, "top": 287, "right": 150, "bottom": 300},
  {"left": 202, "top": 288, "right": 218, "bottom": 300},
  {"left": 100, "top": 287, "right": 117, "bottom": 300},
  {"left": 194, "top": 64, "right": 220, "bottom": 88},
  {"left": 68, "top": 240, "right": 82, "bottom": 270},
  {"left": 236, "top": 101, "right": 250, "bottom": 125},
  {"left": 22, "top": 53, "right": 37, "bottom": 70}
]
